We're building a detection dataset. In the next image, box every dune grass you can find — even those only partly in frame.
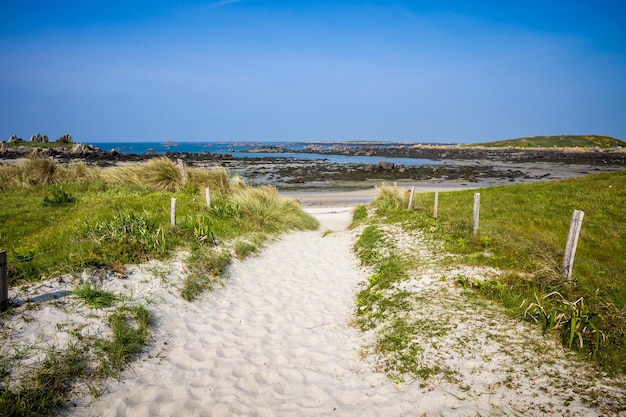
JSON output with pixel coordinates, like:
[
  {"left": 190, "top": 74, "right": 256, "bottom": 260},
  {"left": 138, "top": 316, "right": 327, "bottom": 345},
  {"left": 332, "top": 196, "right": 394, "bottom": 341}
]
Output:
[{"left": 359, "top": 172, "right": 626, "bottom": 375}]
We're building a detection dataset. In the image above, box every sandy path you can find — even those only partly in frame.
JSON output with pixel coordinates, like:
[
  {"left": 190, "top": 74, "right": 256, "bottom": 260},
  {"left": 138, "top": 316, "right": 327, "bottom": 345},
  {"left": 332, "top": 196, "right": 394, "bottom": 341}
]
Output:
[{"left": 70, "top": 207, "right": 454, "bottom": 417}]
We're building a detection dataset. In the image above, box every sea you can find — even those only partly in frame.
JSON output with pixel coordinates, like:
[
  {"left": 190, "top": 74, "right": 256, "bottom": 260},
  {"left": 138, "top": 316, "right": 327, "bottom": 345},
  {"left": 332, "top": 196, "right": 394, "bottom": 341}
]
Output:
[{"left": 86, "top": 141, "right": 443, "bottom": 167}]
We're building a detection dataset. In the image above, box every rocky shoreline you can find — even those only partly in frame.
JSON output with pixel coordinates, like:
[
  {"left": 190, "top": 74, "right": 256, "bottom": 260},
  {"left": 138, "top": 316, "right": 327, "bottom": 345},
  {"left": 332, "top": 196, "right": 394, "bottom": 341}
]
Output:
[
  {"left": 2, "top": 143, "right": 625, "bottom": 190},
  {"left": 3, "top": 142, "right": 626, "bottom": 165},
  {"left": 0, "top": 144, "right": 235, "bottom": 164},
  {"left": 244, "top": 143, "right": 626, "bottom": 164}
]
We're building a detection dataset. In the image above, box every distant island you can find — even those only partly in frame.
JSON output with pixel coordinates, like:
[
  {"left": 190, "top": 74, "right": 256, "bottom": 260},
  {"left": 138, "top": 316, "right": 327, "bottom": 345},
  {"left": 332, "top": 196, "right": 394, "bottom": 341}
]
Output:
[{"left": 469, "top": 135, "right": 626, "bottom": 148}]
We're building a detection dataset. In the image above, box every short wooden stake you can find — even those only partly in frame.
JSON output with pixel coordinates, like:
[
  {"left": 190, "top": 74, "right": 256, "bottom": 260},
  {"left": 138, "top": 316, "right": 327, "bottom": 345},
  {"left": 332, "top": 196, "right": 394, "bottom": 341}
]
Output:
[
  {"left": 205, "top": 187, "right": 211, "bottom": 207},
  {"left": 563, "top": 209, "right": 584, "bottom": 279},
  {"left": 0, "top": 251, "right": 7, "bottom": 312},
  {"left": 394, "top": 182, "right": 397, "bottom": 187},
  {"left": 473, "top": 193, "right": 480, "bottom": 234},
  {"left": 407, "top": 186, "right": 415, "bottom": 210},
  {"left": 171, "top": 198, "right": 177, "bottom": 226},
  {"left": 177, "top": 158, "right": 187, "bottom": 187},
  {"left": 433, "top": 191, "right": 439, "bottom": 219}
]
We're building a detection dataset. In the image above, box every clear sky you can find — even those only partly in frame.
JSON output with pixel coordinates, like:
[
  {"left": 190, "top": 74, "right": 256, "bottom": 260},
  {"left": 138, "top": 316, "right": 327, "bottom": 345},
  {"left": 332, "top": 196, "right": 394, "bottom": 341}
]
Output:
[{"left": 1, "top": 1, "right": 625, "bottom": 143}]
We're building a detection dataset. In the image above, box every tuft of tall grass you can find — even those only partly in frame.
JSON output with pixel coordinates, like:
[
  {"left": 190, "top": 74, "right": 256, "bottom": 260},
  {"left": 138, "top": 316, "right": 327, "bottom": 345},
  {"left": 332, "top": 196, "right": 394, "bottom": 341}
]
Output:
[
  {"left": 375, "top": 186, "right": 408, "bottom": 211},
  {"left": 22, "top": 155, "right": 59, "bottom": 186},
  {"left": 187, "top": 166, "right": 233, "bottom": 197},
  {"left": 99, "top": 158, "right": 184, "bottom": 191},
  {"left": 230, "top": 185, "right": 319, "bottom": 233},
  {"left": 61, "top": 161, "right": 101, "bottom": 183},
  {"left": 140, "top": 158, "right": 185, "bottom": 191},
  {"left": 0, "top": 156, "right": 61, "bottom": 187}
]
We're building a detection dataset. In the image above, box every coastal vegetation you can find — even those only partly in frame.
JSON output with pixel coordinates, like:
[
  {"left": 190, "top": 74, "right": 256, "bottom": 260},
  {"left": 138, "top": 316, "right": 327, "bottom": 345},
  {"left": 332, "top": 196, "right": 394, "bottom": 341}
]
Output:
[
  {"left": 470, "top": 134, "right": 626, "bottom": 148},
  {"left": 352, "top": 172, "right": 626, "bottom": 376},
  {"left": 0, "top": 156, "right": 317, "bottom": 415}
]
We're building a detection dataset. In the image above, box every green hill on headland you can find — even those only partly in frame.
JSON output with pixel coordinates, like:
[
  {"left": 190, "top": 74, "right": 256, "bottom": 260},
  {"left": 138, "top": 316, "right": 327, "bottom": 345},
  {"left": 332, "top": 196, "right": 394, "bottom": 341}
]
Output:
[{"left": 471, "top": 135, "right": 626, "bottom": 148}]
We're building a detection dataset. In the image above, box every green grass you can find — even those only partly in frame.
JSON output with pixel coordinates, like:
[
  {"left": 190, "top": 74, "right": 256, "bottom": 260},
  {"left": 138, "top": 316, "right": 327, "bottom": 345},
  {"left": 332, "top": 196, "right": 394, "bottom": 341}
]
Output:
[
  {"left": 181, "top": 247, "right": 232, "bottom": 301},
  {"left": 470, "top": 135, "right": 626, "bottom": 148},
  {"left": 73, "top": 284, "right": 118, "bottom": 309},
  {"left": 367, "top": 171, "right": 626, "bottom": 375},
  {"left": 96, "top": 305, "right": 152, "bottom": 377}
]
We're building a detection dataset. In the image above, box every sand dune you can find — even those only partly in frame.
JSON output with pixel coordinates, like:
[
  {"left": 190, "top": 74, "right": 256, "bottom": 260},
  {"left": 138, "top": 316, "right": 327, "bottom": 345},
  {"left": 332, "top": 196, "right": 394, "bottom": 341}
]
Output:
[{"left": 7, "top": 205, "right": 614, "bottom": 416}]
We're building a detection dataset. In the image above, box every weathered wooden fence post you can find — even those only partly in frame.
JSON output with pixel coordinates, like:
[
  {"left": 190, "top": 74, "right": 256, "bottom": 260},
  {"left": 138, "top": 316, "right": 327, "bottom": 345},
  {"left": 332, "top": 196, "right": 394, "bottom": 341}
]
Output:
[
  {"left": 563, "top": 209, "right": 584, "bottom": 279},
  {"left": 205, "top": 187, "right": 211, "bottom": 207},
  {"left": 177, "top": 158, "right": 187, "bottom": 187},
  {"left": 433, "top": 191, "right": 439, "bottom": 219},
  {"left": 407, "top": 186, "right": 415, "bottom": 210},
  {"left": 171, "top": 198, "right": 177, "bottom": 226},
  {"left": 394, "top": 182, "right": 397, "bottom": 187},
  {"left": 1, "top": 251, "right": 8, "bottom": 312},
  {"left": 473, "top": 193, "right": 480, "bottom": 234}
]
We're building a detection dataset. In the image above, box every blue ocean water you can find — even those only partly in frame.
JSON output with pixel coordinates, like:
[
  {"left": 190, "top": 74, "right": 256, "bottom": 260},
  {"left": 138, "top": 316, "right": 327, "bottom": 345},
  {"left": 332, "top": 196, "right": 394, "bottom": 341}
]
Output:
[{"left": 86, "top": 142, "right": 442, "bottom": 166}]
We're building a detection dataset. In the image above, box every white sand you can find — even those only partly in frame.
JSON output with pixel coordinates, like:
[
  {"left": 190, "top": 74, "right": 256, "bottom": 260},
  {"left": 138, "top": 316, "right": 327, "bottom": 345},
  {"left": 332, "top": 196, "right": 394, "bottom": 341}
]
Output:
[{"left": 3, "top": 205, "right": 624, "bottom": 416}]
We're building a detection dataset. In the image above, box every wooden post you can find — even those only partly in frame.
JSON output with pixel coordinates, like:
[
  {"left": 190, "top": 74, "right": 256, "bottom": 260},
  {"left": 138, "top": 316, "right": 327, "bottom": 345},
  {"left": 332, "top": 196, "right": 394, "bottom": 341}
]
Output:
[
  {"left": 0, "top": 251, "right": 7, "bottom": 312},
  {"left": 177, "top": 158, "right": 187, "bottom": 187},
  {"left": 433, "top": 191, "right": 439, "bottom": 219},
  {"left": 563, "top": 209, "right": 584, "bottom": 279},
  {"left": 473, "top": 193, "right": 480, "bottom": 234},
  {"left": 205, "top": 187, "right": 211, "bottom": 207},
  {"left": 394, "top": 182, "right": 397, "bottom": 187},
  {"left": 407, "top": 186, "right": 415, "bottom": 210},
  {"left": 171, "top": 198, "right": 177, "bottom": 226}
]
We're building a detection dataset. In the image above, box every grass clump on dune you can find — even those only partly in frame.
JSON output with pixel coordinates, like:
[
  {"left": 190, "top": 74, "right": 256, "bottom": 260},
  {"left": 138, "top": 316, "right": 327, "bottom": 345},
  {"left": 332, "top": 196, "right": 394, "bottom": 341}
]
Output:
[
  {"left": 230, "top": 186, "right": 319, "bottom": 233},
  {"left": 365, "top": 171, "right": 626, "bottom": 375}
]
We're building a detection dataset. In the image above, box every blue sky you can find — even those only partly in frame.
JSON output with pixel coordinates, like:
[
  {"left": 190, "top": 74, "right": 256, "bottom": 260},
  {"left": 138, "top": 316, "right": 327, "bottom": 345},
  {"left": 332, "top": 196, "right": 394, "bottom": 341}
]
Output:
[{"left": 1, "top": 1, "right": 625, "bottom": 143}]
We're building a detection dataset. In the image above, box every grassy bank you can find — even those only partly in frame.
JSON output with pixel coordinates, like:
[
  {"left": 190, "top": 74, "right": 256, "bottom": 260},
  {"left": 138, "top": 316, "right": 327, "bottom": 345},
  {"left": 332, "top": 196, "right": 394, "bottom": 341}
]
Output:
[
  {"left": 470, "top": 134, "right": 626, "bottom": 148},
  {"left": 352, "top": 172, "right": 626, "bottom": 375},
  {"left": 0, "top": 156, "right": 317, "bottom": 415}
]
